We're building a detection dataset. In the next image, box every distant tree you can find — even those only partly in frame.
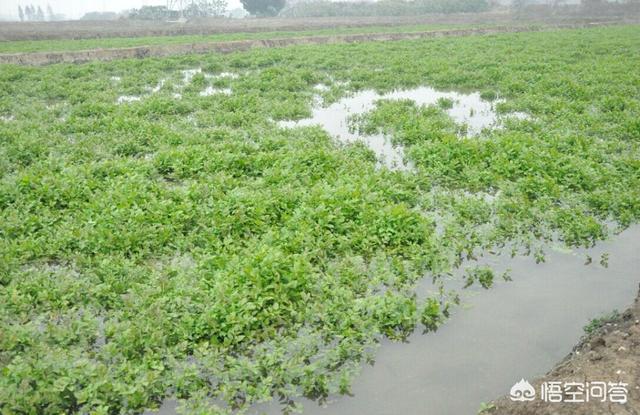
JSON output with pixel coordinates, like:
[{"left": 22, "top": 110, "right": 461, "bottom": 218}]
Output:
[
  {"left": 18, "top": 5, "right": 24, "bottom": 21},
  {"left": 46, "top": 4, "right": 54, "bottom": 21},
  {"left": 128, "top": 5, "right": 179, "bottom": 20},
  {"left": 511, "top": 0, "right": 533, "bottom": 11},
  {"left": 240, "top": 0, "right": 286, "bottom": 16},
  {"left": 36, "top": 5, "right": 45, "bottom": 21},
  {"left": 24, "top": 5, "right": 33, "bottom": 21},
  {"left": 184, "top": 0, "right": 228, "bottom": 17}
]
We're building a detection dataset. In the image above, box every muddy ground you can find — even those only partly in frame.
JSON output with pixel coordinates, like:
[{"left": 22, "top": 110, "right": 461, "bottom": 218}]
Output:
[
  {"left": 0, "top": 10, "right": 636, "bottom": 42},
  {"left": 489, "top": 285, "right": 640, "bottom": 415},
  {"left": 1, "top": 13, "right": 513, "bottom": 41}
]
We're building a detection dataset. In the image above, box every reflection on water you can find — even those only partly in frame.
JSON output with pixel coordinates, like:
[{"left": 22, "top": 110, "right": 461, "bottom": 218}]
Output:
[
  {"left": 115, "top": 69, "right": 240, "bottom": 104},
  {"left": 280, "top": 87, "right": 527, "bottom": 171},
  {"left": 181, "top": 68, "right": 202, "bottom": 83},
  {"left": 146, "top": 227, "right": 639, "bottom": 415},
  {"left": 255, "top": 226, "right": 640, "bottom": 415},
  {"left": 199, "top": 86, "right": 232, "bottom": 96},
  {"left": 116, "top": 95, "right": 142, "bottom": 104}
]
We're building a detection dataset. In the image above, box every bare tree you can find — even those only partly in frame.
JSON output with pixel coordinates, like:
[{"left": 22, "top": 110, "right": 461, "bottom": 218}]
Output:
[
  {"left": 184, "top": 0, "right": 228, "bottom": 17},
  {"left": 24, "top": 5, "right": 33, "bottom": 21},
  {"left": 36, "top": 5, "right": 45, "bottom": 21},
  {"left": 46, "top": 4, "right": 54, "bottom": 21},
  {"left": 18, "top": 5, "right": 25, "bottom": 21}
]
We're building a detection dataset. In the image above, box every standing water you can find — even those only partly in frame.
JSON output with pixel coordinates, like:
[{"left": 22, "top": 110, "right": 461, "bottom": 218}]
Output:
[
  {"left": 253, "top": 226, "right": 640, "bottom": 415},
  {"left": 279, "top": 86, "right": 526, "bottom": 171},
  {"left": 148, "top": 86, "right": 633, "bottom": 414},
  {"left": 148, "top": 226, "right": 640, "bottom": 415}
]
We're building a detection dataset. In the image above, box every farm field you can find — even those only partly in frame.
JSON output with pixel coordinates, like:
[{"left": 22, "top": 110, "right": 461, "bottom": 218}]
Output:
[
  {"left": 0, "top": 23, "right": 478, "bottom": 54},
  {"left": 0, "top": 12, "right": 591, "bottom": 42},
  {"left": 1, "top": 24, "right": 639, "bottom": 415}
]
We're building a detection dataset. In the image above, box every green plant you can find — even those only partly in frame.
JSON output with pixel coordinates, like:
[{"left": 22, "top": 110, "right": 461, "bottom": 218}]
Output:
[
  {"left": 0, "top": 25, "right": 638, "bottom": 414},
  {"left": 478, "top": 401, "right": 496, "bottom": 413},
  {"left": 583, "top": 310, "right": 620, "bottom": 334}
]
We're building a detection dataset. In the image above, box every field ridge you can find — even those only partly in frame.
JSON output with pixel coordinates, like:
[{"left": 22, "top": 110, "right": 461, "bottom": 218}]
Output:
[{"left": 0, "top": 21, "right": 625, "bottom": 66}]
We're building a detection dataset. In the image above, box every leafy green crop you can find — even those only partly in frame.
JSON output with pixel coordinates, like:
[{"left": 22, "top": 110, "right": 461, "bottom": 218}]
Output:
[
  {"left": 0, "top": 25, "right": 639, "bottom": 414},
  {"left": 0, "top": 23, "right": 472, "bottom": 54}
]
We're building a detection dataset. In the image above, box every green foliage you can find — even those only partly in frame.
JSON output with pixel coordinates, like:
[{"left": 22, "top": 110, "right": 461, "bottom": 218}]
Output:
[
  {"left": 583, "top": 310, "right": 620, "bottom": 334},
  {"left": 183, "top": 0, "right": 229, "bottom": 18},
  {"left": 0, "top": 25, "right": 639, "bottom": 414},
  {"left": 241, "top": 0, "right": 286, "bottom": 16},
  {"left": 421, "top": 297, "right": 446, "bottom": 331},
  {"left": 478, "top": 402, "right": 496, "bottom": 413},
  {"left": 464, "top": 267, "right": 511, "bottom": 289},
  {"left": 0, "top": 24, "right": 468, "bottom": 54},
  {"left": 437, "top": 97, "right": 454, "bottom": 109},
  {"left": 127, "top": 5, "right": 181, "bottom": 20},
  {"left": 480, "top": 90, "right": 498, "bottom": 101},
  {"left": 281, "top": 0, "right": 490, "bottom": 18}
]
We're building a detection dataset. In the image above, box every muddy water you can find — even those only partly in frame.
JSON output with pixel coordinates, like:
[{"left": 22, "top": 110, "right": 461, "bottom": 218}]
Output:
[
  {"left": 253, "top": 226, "right": 640, "bottom": 415},
  {"left": 147, "top": 226, "right": 640, "bottom": 415},
  {"left": 279, "top": 87, "right": 525, "bottom": 171}
]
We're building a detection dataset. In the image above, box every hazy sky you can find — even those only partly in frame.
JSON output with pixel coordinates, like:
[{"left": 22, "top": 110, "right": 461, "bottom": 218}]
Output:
[{"left": 0, "top": 0, "right": 243, "bottom": 20}]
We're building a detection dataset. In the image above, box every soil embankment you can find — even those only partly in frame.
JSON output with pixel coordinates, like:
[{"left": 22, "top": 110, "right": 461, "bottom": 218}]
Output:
[
  {"left": 0, "top": 22, "right": 626, "bottom": 66},
  {"left": 0, "top": 12, "right": 609, "bottom": 41},
  {"left": 489, "top": 285, "right": 640, "bottom": 415}
]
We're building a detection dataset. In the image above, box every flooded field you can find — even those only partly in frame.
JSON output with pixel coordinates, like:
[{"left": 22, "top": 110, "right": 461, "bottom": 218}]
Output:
[
  {"left": 280, "top": 86, "right": 527, "bottom": 170},
  {"left": 2, "top": 25, "right": 639, "bottom": 415},
  {"left": 116, "top": 68, "right": 238, "bottom": 103},
  {"left": 271, "top": 227, "right": 640, "bottom": 415},
  {"left": 147, "top": 226, "right": 640, "bottom": 415}
]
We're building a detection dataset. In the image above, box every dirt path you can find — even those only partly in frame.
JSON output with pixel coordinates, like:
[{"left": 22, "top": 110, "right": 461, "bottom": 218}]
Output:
[
  {"left": 0, "top": 22, "right": 626, "bottom": 66},
  {"left": 488, "top": 285, "right": 640, "bottom": 415}
]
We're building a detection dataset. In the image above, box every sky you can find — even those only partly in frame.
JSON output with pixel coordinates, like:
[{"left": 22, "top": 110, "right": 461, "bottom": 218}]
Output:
[{"left": 0, "top": 0, "right": 244, "bottom": 20}]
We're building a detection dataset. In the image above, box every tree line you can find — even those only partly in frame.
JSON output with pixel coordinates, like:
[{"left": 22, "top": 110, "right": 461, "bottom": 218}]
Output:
[
  {"left": 127, "top": 0, "right": 287, "bottom": 19},
  {"left": 17, "top": 4, "right": 61, "bottom": 21}
]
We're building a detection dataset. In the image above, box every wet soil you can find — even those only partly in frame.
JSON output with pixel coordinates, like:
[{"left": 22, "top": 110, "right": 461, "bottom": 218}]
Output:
[{"left": 488, "top": 288, "right": 640, "bottom": 415}]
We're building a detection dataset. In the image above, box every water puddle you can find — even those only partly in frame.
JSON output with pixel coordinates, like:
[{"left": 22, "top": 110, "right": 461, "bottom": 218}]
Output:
[
  {"left": 149, "top": 79, "right": 166, "bottom": 94},
  {"left": 116, "top": 95, "right": 142, "bottom": 104},
  {"left": 279, "top": 87, "right": 527, "bottom": 171},
  {"left": 116, "top": 69, "right": 238, "bottom": 104},
  {"left": 313, "top": 83, "right": 330, "bottom": 92},
  {"left": 199, "top": 86, "right": 232, "bottom": 97},
  {"left": 181, "top": 68, "right": 202, "bottom": 83},
  {"left": 206, "top": 72, "right": 239, "bottom": 80}
]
